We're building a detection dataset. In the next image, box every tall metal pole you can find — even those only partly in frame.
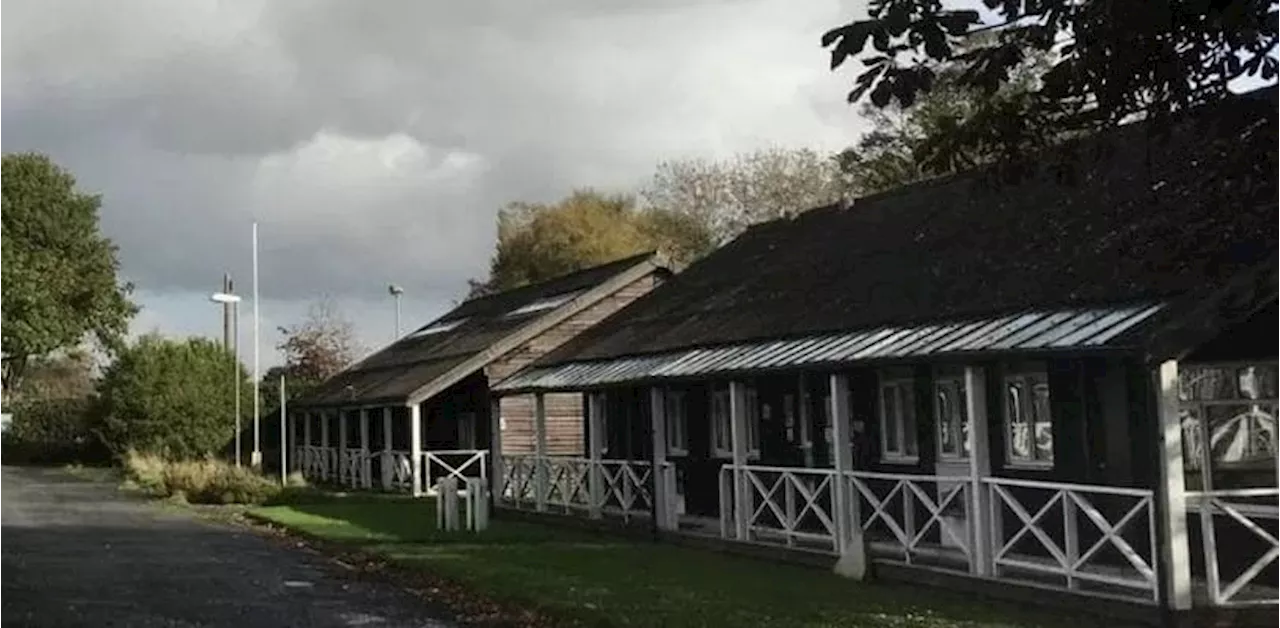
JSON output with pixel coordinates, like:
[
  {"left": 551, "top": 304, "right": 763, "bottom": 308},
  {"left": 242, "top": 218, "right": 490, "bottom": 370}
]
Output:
[
  {"left": 234, "top": 299, "right": 242, "bottom": 468},
  {"left": 395, "top": 293, "right": 402, "bottom": 339},
  {"left": 252, "top": 222, "right": 262, "bottom": 469},
  {"left": 222, "top": 273, "right": 232, "bottom": 351},
  {"left": 279, "top": 374, "right": 287, "bottom": 485}
]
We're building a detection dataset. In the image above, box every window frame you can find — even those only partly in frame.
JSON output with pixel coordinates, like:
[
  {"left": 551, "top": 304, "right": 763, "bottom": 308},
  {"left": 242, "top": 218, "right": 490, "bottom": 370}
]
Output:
[
  {"left": 710, "top": 386, "right": 760, "bottom": 460},
  {"left": 878, "top": 374, "right": 919, "bottom": 463},
  {"left": 1002, "top": 366, "right": 1055, "bottom": 469},
  {"left": 934, "top": 376, "right": 970, "bottom": 461},
  {"left": 665, "top": 389, "right": 689, "bottom": 456}
]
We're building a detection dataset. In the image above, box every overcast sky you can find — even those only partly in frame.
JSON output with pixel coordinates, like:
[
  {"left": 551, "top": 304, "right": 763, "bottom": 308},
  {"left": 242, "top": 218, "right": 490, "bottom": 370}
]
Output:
[{"left": 3, "top": 0, "right": 875, "bottom": 367}]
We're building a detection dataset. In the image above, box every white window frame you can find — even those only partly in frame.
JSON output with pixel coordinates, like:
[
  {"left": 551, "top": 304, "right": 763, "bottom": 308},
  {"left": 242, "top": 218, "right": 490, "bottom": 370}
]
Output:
[
  {"left": 1003, "top": 366, "right": 1054, "bottom": 469},
  {"left": 711, "top": 386, "right": 760, "bottom": 459},
  {"left": 665, "top": 389, "right": 688, "bottom": 456},
  {"left": 934, "top": 376, "right": 970, "bottom": 460},
  {"left": 457, "top": 411, "right": 477, "bottom": 449},
  {"left": 878, "top": 373, "right": 919, "bottom": 463}
]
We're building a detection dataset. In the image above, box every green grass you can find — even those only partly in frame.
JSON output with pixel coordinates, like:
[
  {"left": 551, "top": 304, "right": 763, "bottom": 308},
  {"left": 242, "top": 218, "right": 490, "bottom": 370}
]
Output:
[{"left": 249, "top": 496, "right": 1108, "bottom": 628}]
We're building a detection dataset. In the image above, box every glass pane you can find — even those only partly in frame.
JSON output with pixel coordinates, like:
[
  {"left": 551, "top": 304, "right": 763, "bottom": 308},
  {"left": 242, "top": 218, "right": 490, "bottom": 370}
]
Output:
[
  {"left": 882, "top": 386, "right": 899, "bottom": 454},
  {"left": 937, "top": 388, "right": 956, "bottom": 455},
  {"left": 902, "top": 385, "right": 917, "bottom": 457},
  {"left": 1032, "top": 383, "right": 1053, "bottom": 462},
  {"left": 1006, "top": 381, "right": 1029, "bottom": 460},
  {"left": 957, "top": 384, "right": 970, "bottom": 457},
  {"left": 1207, "top": 403, "right": 1278, "bottom": 466}
]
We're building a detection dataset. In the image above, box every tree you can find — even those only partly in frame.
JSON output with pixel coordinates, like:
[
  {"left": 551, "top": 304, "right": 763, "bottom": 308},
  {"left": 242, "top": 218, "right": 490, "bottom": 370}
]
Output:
[
  {"left": 475, "top": 189, "right": 715, "bottom": 294},
  {"left": 2, "top": 153, "right": 137, "bottom": 397},
  {"left": 273, "top": 297, "right": 360, "bottom": 401},
  {"left": 823, "top": 1, "right": 1277, "bottom": 167},
  {"left": 95, "top": 335, "right": 250, "bottom": 459},
  {"left": 640, "top": 147, "right": 845, "bottom": 243},
  {"left": 837, "top": 38, "right": 1053, "bottom": 195}
]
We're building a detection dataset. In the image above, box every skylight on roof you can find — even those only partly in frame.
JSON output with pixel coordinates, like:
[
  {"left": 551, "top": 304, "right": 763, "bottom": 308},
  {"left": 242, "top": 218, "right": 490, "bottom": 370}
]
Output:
[
  {"left": 505, "top": 291, "right": 582, "bottom": 317},
  {"left": 408, "top": 318, "right": 467, "bottom": 338}
]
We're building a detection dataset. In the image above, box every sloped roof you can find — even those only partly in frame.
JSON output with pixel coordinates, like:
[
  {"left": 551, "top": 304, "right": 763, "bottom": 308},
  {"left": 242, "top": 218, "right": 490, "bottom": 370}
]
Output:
[
  {"left": 531, "top": 90, "right": 1277, "bottom": 372},
  {"left": 298, "top": 252, "right": 663, "bottom": 407}
]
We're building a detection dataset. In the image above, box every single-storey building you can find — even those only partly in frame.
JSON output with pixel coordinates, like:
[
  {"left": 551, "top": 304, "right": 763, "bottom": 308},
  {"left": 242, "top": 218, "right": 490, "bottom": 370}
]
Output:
[
  {"left": 290, "top": 252, "right": 671, "bottom": 495},
  {"left": 491, "top": 89, "right": 1277, "bottom": 616}
]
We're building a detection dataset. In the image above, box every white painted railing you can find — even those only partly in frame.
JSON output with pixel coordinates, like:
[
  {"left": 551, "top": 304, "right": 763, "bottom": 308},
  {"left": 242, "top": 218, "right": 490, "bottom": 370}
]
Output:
[
  {"left": 718, "top": 465, "right": 839, "bottom": 552},
  {"left": 1189, "top": 488, "right": 1280, "bottom": 607},
  {"left": 849, "top": 471, "right": 972, "bottom": 568},
  {"left": 385, "top": 450, "right": 413, "bottom": 489},
  {"left": 500, "top": 455, "right": 673, "bottom": 523},
  {"left": 300, "top": 445, "right": 335, "bottom": 480},
  {"left": 984, "top": 477, "right": 1158, "bottom": 602},
  {"left": 339, "top": 449, "right": 366, "bottom": 487},
  {"left": 421, "top": 450, "right": 489, "bottom": 497}
]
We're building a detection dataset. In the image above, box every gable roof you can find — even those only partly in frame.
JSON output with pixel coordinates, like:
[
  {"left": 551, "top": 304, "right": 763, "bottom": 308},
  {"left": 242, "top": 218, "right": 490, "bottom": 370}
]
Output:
[
  {"left": 297, "top": 251, "right": 667, "bottom": 408},
  {"left": 507, "top": 90, "right": 1277, "bottom": 386}
]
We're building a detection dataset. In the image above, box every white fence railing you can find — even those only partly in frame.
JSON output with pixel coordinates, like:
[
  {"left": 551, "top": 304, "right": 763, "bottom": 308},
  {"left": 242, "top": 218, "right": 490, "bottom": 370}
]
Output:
[
  {"left": 984, "top": 477, "right": 1158, "bottom": 602},
  {"left": 1189, "top": 488, "right": 1279, "bottom": 607},
  {"left": 421, "top": 450, "right": 489, "bottom": 497},
  {"left": 718, "top": 465, "right": 839, "bottom": 552},
  {"left": 299, "top": 445, "right": 336, "bottom": 480},
  {"left": 500, "top": 455, "right": 674, "bottom": 524},
  {"left": 850, "top": 471, "right": 972, "bottom": 567},
  {"left": 386, "top": 450, "right": 413, "bottom": 489}
]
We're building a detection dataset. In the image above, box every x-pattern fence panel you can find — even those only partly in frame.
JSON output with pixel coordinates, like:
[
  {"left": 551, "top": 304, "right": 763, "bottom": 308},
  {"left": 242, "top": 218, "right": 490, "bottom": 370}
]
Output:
[
  {"left": 385, "top": 450, "right": 413, "bottom": 489},
  {"left": 720, "top": 465, "right": 839, "bottom": 551},
  {"left": 421, "top": 450, "right": 489, "bottom": 496},
  {"left": 499, "top": 455, "right": 667, "bottom": 521},
  {"left": 985, "top": 477, "right": 1158, "bottom": 602},
  {"left": 848, "top": 471, "right": 972, "bottom": 568},
  {"left": 1190, "top": 488, "right": 1280, "bottom": 607},
  {"left": 301, "top": 446, "right": 335, "bottom": 480}
]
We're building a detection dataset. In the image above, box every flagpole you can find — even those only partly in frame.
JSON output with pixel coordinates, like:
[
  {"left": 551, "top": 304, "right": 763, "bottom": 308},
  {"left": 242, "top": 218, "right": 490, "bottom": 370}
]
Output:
[{"left": 252, "top": 222, "right": 262, "bottom": 469}]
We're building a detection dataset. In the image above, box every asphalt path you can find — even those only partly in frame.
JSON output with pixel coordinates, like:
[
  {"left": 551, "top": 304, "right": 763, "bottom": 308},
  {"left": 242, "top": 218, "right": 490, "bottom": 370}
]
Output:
[{"left": 1, "top": 466, "right": 454, "bottom": 628}]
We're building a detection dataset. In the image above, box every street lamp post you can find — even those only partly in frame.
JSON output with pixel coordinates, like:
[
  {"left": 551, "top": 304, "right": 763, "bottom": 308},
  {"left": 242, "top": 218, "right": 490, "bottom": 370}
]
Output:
[
  {"left": 210, "top": 291, "right": 242, "bottom": 467},
  {"left": 388, "top": 284, "right": 404, "bottom": 339}
]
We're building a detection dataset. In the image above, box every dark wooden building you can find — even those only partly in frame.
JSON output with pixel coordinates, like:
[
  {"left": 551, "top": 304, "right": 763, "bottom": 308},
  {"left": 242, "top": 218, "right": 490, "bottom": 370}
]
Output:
[
  {"left": 290, "top": 252, "right": 670, "bottom": 496},
  {"left": 493, "top": 90, "right": 1278, "bottom": 617}
]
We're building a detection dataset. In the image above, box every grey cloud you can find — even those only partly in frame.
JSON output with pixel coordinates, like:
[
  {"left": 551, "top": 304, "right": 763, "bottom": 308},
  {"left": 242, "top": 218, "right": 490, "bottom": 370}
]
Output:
[{"left": 3, "top": 0, "right": 871, "bottom": 327}]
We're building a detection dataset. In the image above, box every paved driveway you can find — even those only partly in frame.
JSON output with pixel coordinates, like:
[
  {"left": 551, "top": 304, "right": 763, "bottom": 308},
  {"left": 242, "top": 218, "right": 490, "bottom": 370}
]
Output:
[{"left": 1, "top": 466, "right": 453, "bottom": 628}]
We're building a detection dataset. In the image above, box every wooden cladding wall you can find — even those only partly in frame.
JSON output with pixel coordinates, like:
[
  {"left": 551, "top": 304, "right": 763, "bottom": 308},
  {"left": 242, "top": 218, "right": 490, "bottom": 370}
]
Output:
[
  {"left": 487, "top": 271, "right": 665, "bottom": 455},
  {"left": 499, "top": 393, "right": 584, "bottom": 455}
]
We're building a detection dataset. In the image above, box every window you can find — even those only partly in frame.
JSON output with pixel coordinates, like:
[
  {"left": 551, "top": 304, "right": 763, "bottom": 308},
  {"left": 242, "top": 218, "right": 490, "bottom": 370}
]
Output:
[
  {"left": 712, "top": 389, "right": 732, "bottom": 457},
  {"left": 710, "top": 386, "right": 760, "bottom": 459},
  {"left": 665, "top": 390, "right": 688, "bottom": 456},
  {"left": 1004, "top": 367, "right": 1053, "bottom": 467},
  {"left": 457, "top": 412, "right": 477, "bottom": 449},
  {"left": 1179, "top": 363, "right": 1278, "bottom": 479},
  {"left": 505, "top": 290, "right": 583, "bottom": 317},
  {"left": 935, "top": 377, "right": 970, "bottom": 459},
  {"left": 408, "top": 317, "right": 467, "bottom": 337},
  {"left": 878, "top": 371, "right": 918, "bottom": 461}
]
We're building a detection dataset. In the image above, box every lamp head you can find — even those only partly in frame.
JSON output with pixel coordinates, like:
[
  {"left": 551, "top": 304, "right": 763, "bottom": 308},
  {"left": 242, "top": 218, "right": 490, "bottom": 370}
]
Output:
[
  {"left": 388, "top": 284, "right": 404, "bottom": 296},
  {"left": 210, "top": 292, "right": 242, "bottom": 304}
]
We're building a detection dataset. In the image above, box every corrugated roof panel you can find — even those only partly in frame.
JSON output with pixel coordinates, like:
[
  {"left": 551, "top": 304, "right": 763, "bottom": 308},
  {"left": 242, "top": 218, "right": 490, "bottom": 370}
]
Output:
[
  {"left": 986, "top": 311, "right": 1074, "bottom": 349},
  {"left": 938, "top": 315, "right": 1025, "bottom": 352},
  {"left": 845, "top": 327, "right": 915, "bottom": 360},
  {"left": 495, "top": 302, "right": 1166, "bottom": 392},
  {"left": 1081, "top": 303, "right": 1166, "bottom": 345}
]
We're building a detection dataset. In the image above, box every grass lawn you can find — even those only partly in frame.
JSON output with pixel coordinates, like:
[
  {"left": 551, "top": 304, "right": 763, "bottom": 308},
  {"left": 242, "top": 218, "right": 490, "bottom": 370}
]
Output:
[{"left": 250, "top": 496, "right": 1100, "bottom": 628}]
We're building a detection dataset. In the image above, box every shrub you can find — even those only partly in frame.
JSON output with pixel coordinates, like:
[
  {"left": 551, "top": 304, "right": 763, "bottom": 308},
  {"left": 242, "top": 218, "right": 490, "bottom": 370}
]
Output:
[
  {"left": 0, "top": 397, "right": 109, "bottom": 465},
  {"left": 122, "top": 451, "right": 280, "bottom": 505},
  {"left": 96, "top": 335, "right": 250, "bottom": 459}
]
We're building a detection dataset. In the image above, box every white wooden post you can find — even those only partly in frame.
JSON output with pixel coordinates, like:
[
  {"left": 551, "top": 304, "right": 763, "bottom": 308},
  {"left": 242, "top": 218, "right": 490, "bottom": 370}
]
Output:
[
  {"left": 381, "top": 407, "right": 393, "bottom": 490},
  {"left": 534, "top": 393, "right": 549, "bottom": 512},
  {"left": 338, "top": 410, "right": 349, "bottom": 486},
  {"left": 649, "top": 387, "right": 674, "bottom": 531},
  {"left": 359, "top": 408, "right": 371, "bottom": 489},
  {"left": 729, "top": 381, "right": 751, "bottom": 541},
  {"left": 303, "top": 411, "right": 313, "bottom": 479},
  {"left": 829, "top": 374, "right": 858, "bottom": 556},
  {"left": 587, "top": 392, "right": 605, "bottom": 519},
  {"left": 965, "top": 366, "right": 994, "bottom": 576},
  {"left": 320, "top": 411, "right": 331, "bottom": 481},
  {"left": 409, "top": 403, "right": 423, "bottom": 497},
  {"left": 490, "top": 398, "right": 504, "bottom": 502},
  {"left": 1155, "top": 360, "right": 1192, "bottom": 610}
]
